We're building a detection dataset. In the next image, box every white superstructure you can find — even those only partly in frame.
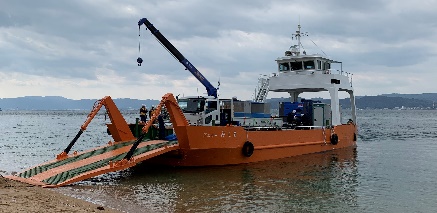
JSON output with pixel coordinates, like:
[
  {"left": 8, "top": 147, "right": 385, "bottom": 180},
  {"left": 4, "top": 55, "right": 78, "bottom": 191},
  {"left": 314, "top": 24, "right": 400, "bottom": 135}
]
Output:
[
  {"left": 181, "top": 24, "right": 357, "bottom": 128},
  {"left": 267, "top": 24, "right": 356, "bottom": 126}
]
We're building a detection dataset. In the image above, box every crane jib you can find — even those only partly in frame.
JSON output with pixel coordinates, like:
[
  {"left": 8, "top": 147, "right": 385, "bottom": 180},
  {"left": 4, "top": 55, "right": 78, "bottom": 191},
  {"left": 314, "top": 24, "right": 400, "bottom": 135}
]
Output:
[
  {"left": 138, "top": 17, "right": 218, "bottom": 98},
  {"left": 182, "top": 59, "right": 205, "bottom": 81}
]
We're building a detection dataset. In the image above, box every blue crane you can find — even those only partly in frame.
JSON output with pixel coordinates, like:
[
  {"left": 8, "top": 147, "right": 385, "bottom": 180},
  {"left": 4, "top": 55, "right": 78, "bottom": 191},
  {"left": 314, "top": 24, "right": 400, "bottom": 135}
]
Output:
[{"left": 137, "top": 18, "right": 218, "bottom": 98}]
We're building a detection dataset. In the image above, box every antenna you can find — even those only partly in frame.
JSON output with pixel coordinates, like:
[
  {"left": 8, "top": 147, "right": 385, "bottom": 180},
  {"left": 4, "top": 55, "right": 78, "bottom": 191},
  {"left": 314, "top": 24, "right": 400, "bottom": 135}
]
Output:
[
  {"left": 291, "top": 23, "right": 308, "bottom": 55},
  {"left": 217, "top": 77, "right": 220, "bottom": 98},
  {"left": 290, "top": 21, "right": 328, "bottom": 57}
]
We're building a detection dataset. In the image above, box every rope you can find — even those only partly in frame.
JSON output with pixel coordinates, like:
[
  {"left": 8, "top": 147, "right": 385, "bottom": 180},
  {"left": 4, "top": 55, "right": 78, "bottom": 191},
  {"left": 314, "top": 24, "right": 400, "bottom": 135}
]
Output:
[
  {"left": 309, "top": 38, "right": 328, "bottom": 56},
  {"left": 331, "top": 125, "right": 336, "bottom": 136}
]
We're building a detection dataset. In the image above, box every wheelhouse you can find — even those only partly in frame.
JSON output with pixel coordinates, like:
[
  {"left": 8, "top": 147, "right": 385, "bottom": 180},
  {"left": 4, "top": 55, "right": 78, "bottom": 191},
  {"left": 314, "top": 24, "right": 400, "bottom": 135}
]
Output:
[{"left": 277, "top": 54, "right": 342, "bottom": 73}]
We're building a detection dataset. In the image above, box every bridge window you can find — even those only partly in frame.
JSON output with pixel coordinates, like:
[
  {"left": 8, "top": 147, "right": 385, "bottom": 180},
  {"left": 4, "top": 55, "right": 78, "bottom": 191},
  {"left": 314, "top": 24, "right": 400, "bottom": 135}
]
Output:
[
  {"left": 290, "top": 61, "right": 303, "bottom": 71},
  {"left": 178, "top": 98, "right": 205, "bottom": 113},
  {"left": 178, "top": 101, "right": 187, "bottom": 110},
  {"left": 323, "top": 62, "right": 331, "bottom": 70},
  {"left": 317, "top": 60, "right": 321, "bottom": 70},
  {"left": 279, "top": 63, "right": 290, "bottom": 71},
  {"left": 303, "top": 60, "right": 315, "bottom": 70}
]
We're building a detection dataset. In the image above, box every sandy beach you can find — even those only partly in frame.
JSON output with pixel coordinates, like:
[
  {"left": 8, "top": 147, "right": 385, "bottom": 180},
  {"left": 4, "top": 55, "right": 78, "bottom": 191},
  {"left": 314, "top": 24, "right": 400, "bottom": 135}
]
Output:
[{"left": 0, "top": 176, "right": 119, "bottom": 213}]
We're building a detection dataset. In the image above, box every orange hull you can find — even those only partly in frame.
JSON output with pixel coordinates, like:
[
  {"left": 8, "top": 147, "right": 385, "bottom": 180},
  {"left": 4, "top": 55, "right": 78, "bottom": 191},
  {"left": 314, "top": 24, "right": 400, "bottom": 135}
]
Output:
[
  {"left": 5, "top": 94, "right": 357, "bottom": 187},
  {"left": 145, "top": 124, "right": 357, "bottom": 166}
]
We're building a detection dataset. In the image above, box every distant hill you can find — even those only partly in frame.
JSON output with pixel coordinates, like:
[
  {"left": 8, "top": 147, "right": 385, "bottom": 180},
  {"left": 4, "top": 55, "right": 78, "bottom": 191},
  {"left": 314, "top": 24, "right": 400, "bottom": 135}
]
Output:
[
  {"left": 379, "top": 93, "right": 437, "bottom": 102},
  {"left": 341, "top": 96, "right": 433, "bottom": 109},
  {"left": 1, "top": 93, "right": 436, "bottom": 110},
  {"left": 0, "top": 96, "right": 160, "bottom": 110}
]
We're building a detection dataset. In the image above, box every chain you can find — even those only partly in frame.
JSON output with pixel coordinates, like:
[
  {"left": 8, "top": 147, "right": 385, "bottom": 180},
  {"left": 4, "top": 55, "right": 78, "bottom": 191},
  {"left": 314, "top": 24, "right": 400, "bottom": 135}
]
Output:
[{"left": 322, "top": 126, "right": 326, "bottom": 145}]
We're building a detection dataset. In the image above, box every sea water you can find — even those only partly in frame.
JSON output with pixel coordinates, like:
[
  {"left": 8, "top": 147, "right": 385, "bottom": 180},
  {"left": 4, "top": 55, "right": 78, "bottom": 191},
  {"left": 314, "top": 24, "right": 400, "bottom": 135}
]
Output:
[{"left": 1, "top": 110, "right": 437, "bottom": 212}]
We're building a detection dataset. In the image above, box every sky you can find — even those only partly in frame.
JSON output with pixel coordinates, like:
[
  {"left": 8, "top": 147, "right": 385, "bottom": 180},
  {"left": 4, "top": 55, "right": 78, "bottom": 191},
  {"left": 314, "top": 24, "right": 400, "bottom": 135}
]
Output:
[{"left": 1, "top": 0, "right": 436, "bottom": 101}]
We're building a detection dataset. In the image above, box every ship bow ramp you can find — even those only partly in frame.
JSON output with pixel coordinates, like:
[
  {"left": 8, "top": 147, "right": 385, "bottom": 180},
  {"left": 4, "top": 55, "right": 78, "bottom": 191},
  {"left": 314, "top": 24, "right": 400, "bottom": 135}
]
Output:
[{"left": 6, "top": 140, "right": 179, "bottom": 187}]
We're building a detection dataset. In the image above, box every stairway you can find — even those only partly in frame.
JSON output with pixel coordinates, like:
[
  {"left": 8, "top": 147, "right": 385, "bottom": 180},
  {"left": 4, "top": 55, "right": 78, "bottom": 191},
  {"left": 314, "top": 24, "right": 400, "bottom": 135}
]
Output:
[{"left": 253, "top": 75, "right": 269, "bottom": 103}]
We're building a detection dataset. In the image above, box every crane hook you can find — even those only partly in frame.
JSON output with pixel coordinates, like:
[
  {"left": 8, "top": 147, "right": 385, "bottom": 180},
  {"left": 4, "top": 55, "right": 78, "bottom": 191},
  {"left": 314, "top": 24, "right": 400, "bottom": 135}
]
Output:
[{"left": 137, "top": 57, "right": 143, "bottom": 66}]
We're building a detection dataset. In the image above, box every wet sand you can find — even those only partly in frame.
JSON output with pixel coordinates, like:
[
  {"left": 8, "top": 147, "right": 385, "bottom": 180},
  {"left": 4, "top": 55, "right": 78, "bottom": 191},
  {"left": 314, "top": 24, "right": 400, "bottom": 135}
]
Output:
[{"left": 0, "top": 176, "right": 120, "bottom": 213}]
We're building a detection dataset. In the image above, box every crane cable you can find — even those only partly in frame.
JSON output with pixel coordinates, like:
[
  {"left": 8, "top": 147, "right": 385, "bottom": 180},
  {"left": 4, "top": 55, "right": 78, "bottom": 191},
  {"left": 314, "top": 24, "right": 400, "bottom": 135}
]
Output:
[
  {"left": 138, "top": 26, "right": 141, "bottom": 57},
  {"left": 137, "top": 26, "right": 143, "bottom": 66}
]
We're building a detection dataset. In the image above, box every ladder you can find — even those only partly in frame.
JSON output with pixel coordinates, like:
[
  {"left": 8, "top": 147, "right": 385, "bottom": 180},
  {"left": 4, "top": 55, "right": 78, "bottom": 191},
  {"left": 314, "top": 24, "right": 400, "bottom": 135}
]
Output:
[{"left": 253, "top": 75, "right": 269, "bottom": 103}]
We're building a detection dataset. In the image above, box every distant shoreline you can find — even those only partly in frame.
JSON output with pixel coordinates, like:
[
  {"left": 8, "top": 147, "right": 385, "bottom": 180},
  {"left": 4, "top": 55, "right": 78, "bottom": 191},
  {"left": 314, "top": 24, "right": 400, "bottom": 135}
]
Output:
[{"left": 1, "top": 93, "right": 436, "bottom": 110}]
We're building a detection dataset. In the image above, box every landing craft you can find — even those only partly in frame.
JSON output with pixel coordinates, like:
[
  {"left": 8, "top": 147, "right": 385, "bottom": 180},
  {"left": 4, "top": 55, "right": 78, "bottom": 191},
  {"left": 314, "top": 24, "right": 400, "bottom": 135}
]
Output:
[{"left": 6, "top": 19, "right": 357, "bottom": 187}]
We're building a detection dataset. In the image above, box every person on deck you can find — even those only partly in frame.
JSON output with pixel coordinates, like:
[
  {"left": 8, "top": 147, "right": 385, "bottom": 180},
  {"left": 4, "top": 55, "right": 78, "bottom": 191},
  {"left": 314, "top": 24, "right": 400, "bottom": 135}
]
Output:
[
  {"left": 140, "top": 105, "right": 148, "bottom": 124},
  {"left": 149, "top": 105, "right": 155, "bottom": 119},
  {"left": 294, "top": 108, "right": 304, "bottom": 125},
  {"left": 158, "top": 114, "right": 166, "bottom": 140}
]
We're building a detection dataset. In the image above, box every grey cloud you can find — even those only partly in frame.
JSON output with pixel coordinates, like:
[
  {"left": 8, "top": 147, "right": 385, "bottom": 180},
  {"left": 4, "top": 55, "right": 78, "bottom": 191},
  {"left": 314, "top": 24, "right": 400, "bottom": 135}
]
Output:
[{"left": 1, "top": 0, "right": 437, "bottom": 98}]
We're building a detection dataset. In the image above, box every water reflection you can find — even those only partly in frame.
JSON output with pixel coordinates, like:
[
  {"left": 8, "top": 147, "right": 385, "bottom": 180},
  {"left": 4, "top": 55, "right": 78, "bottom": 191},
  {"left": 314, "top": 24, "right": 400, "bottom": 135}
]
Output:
[
  {"left": 58, "top": 147, "right": 358, "bottom": 212},
  {"left": 4, "top": 110, "right": 437, "bottom": 212}
]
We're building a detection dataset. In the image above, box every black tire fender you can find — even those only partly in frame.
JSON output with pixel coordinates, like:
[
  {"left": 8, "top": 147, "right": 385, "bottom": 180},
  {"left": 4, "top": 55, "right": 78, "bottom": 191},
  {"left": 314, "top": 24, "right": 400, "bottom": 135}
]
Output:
[
  {"left": 331, "top": 134, "right": 339, "bottom": 145},
  {"left": 242, "top": 141, "right": 254, "bottom": 157}
]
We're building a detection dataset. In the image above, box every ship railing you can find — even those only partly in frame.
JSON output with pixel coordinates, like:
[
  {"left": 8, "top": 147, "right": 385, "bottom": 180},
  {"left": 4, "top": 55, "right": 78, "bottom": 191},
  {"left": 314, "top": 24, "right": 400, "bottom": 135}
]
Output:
[
  {"left": 326, "top": 69, "right": 351, "bottom": 77},
  {"left": 326, "top": 69, "right": 353, "bottom": 87},
  {"left": 294, "top": 126, "right": 325, "bottom": 130},
  {"left": 278, "top": 126, "right": 328, "bottom": 130}
]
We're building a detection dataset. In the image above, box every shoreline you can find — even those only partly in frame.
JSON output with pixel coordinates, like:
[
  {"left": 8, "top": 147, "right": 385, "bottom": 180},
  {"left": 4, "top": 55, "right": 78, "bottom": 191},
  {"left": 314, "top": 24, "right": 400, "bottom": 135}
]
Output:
[{"left": 0, "top": 176, "right": 120, "bottom": 213}]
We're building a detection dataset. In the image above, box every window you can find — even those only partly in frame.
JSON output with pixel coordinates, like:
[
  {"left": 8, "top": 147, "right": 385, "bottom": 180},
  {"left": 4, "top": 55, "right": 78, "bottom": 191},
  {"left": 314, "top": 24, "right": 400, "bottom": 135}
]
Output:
[
  {"left": 317, "top": 60, "right": 321, "bottom": 70},
  {"left": 290, "top": 61, "right": 303, "bottom": 70},
  {"left": 279, "top": 63, "right": 290, "bottom": 71},
  {"left": 205, "top": 101, "right": 218, "bottom": 113},
  {"left": 303, "top": 60, "right": 315, "bottom": 70},
  {"left": 178, "top": 98, "right": 206, "bottom": 113},
  {"left": 178, "top": 101, "right": 187, "bottom": 111}
]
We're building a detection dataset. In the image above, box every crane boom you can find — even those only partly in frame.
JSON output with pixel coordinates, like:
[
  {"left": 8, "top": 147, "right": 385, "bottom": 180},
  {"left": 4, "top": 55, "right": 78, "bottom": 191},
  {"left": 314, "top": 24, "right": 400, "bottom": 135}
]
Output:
[{"left": 138, "top": 18, "right": 218, "bottom": 98}]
